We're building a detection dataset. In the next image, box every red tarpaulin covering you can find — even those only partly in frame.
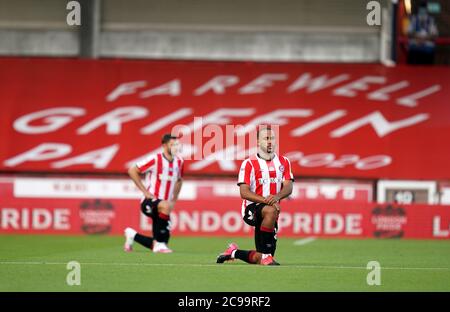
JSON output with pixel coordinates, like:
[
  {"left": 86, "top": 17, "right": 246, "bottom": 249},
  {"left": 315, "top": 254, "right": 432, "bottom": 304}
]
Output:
[{"left": 0, "top": 58, "right": 449, "bottom": 179}]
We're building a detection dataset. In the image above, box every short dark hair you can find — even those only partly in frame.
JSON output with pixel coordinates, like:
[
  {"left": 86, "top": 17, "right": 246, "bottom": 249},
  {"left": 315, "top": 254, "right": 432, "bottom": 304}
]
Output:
[
  {"left": 257, "top": 125, "right": 273, "bottom": 140},
  {"left": 161, "top": 133, "right": 178, "bottom": 144}
]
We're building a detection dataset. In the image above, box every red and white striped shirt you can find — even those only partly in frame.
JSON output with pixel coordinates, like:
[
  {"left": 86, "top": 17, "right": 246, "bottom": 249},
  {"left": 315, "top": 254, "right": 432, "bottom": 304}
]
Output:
[
  {"left": 136, "top": 153, "right": 184, "bottom": 201},
  {"left": 238, "top": 153, "right": 294, "bottom": 214}
]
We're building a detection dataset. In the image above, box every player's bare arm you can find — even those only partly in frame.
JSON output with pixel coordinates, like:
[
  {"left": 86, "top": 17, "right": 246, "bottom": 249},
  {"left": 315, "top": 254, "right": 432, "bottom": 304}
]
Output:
[
  {"left": 265, "top": 180, "right": 293, "bottom": 206},
  {"left": 128, "top": 165, "right": 152, "bottom": 199},
  {"left": 168, "top": 178, "right": 183, "bottom": 211},
  {"left": 239, "top": 183, "right": 267, "bottom": 204},
  {"left": 172, "top": 178, "right": 183, "bottom": 201}
]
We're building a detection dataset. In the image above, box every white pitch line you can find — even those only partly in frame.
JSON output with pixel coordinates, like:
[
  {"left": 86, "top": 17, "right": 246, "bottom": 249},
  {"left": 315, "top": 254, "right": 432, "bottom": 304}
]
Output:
[
  {"left": 293, "top": 237, "right": 317, "bottom": 246},
  {"left": 0, "top": 261, "right": 448, "bottom": 271}
]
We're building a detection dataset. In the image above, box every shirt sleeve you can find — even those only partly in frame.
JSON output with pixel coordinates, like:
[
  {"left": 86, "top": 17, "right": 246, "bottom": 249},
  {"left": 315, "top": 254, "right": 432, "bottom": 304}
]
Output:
[
  {"left": 237, "top": 159, "right": 252, "bottom": 186},
  {"left": 283, "top": 156, "right": 294, "bottom": 182},
  {"left": 135, "top": 155, "right": 156, "bottom": 173}
]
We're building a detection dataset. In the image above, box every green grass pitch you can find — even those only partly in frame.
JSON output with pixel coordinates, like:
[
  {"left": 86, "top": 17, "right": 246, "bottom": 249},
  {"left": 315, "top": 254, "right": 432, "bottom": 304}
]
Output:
[{"left": 0, "top": 235, "right": 449, "bottom": 292}]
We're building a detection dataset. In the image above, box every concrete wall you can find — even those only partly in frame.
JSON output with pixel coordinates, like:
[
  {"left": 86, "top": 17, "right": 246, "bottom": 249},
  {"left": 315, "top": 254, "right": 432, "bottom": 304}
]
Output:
[{"left": 0, "top": 0, "right": 386, "bottom": 62}]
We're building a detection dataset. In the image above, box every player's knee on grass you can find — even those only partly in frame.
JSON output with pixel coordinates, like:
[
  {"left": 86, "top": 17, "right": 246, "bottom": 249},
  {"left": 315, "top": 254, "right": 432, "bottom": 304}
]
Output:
[{"left": 253, "top": 252, "right": 262, "bottom": 264}]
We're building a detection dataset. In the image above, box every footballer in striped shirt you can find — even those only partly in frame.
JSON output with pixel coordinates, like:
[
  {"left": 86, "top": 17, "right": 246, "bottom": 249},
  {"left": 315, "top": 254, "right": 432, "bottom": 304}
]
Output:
[
  {"left": 123, "top": 134, "right": 184, "bottom": 253},
  {"left": 216, "top": 125, "right": 294, "bottom": 265}
]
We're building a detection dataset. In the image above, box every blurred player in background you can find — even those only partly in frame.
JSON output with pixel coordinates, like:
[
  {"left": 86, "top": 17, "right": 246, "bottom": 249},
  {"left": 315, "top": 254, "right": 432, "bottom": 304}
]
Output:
[
  {"left": 407, "top": 0, "right": 439, "bottom": 65},
  {"left": 216, "top": 126, "right": 294, "bottom": 265},
  {"left": 123, "top": 134, "right": 184, "bottom": 253}
]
